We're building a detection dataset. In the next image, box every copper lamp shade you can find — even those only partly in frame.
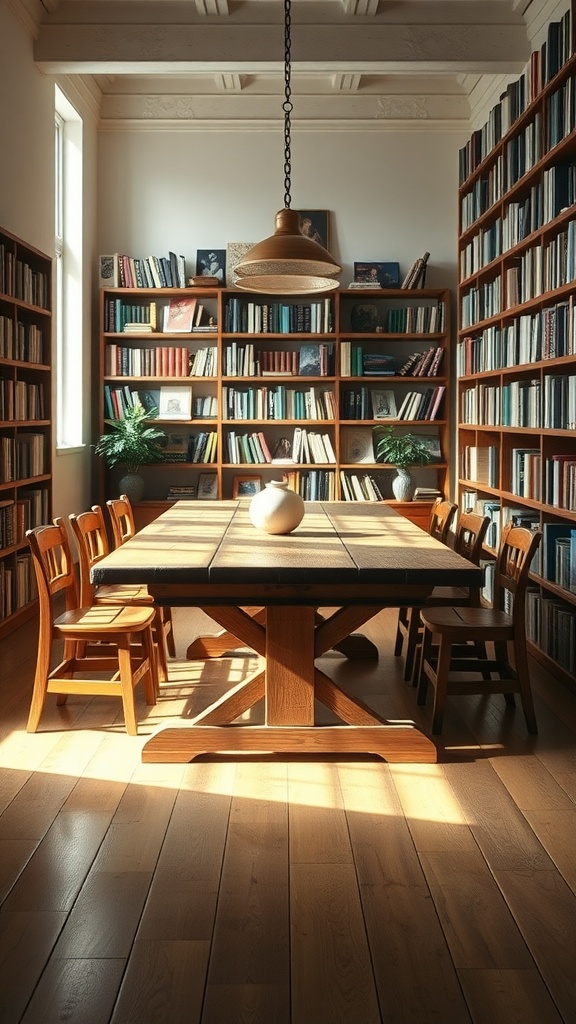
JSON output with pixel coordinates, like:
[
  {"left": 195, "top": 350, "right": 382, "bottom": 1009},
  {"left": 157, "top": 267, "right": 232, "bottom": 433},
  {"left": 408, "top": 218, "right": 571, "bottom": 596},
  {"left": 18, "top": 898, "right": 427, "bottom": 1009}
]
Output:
[{"left": 234, "top": 209, "right": 341, "bottom": 294}]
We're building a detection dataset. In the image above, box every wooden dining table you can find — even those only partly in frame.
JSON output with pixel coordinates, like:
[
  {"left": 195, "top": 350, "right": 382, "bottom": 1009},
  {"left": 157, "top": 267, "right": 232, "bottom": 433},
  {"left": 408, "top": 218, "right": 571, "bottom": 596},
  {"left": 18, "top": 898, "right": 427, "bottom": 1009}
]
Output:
[{"left": 92, "top": 500, "right": 483, "bottom": 763}]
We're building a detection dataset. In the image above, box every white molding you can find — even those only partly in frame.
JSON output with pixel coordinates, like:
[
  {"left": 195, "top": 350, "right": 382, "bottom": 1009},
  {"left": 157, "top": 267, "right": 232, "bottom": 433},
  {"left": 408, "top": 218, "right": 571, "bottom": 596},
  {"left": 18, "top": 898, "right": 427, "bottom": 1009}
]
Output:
[{"left": 98, "top": 117, "right": 470, "bottom": 134}]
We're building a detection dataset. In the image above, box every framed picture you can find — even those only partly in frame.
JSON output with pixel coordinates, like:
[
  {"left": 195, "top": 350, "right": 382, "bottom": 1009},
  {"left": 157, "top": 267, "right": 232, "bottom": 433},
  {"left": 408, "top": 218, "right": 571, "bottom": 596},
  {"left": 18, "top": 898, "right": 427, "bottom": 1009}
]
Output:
[
  {"left": 197, "top": 472, "right": 218, "bottom": 499},
  {"left": 342, "top": 428, "right": 375, "bottom": 464},
  {"left": 195, "top": 249, "right": 226, "bottom": 283},
  {"left": 232, "top": 474, "right": 262, "bottom": 498},
  {"left": 371, "top": 389, "right": 398, "bottom": 420},
  {"left": 226, "top": 242, "right": 255, "bottom": 286},
  {"left": 354, "top": 261, "right": 400, "bottom": 288},
  {"left": 416, "top": 433, "right": 443, "bottom": 462},
  {"left": 163, "top": 296, "right": 197, "bottom": 332},
  {"left": 296, "top": 210, "right": 330, "bottom": 250},
  {"left": 134, "top": 388, "right": 160, "bottom": 415},
  {"left": 158, "top": 385, "right": 192, "bottom": 420}
]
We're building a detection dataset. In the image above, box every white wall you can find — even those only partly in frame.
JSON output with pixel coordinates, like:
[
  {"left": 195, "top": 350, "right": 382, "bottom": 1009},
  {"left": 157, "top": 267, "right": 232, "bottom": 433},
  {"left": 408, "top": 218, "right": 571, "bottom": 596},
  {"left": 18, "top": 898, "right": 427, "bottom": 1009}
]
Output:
[
  {"left": 0, "top": 4, "right": 97, "bottom": 522},
  {"left": 97, "top": 126, "right": 466, "bottom": 292}
]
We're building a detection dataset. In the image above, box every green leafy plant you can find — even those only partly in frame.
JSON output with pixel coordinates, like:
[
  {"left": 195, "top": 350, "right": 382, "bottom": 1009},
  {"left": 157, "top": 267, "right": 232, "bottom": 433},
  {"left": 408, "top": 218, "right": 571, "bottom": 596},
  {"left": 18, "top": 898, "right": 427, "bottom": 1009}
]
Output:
[
  {"left": 373, "top": 425, "right": 433, "bottom": 469},
  {"left": 94, "top": 401, "right": 166, "bottom": 473}
]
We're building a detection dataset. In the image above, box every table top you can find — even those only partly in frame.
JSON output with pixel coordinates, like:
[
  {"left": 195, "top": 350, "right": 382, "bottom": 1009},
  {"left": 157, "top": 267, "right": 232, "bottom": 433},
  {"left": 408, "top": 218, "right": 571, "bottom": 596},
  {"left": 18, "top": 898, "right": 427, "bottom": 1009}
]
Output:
[{"left": 93, "top": 500, "right": 483, "bottom": 589}]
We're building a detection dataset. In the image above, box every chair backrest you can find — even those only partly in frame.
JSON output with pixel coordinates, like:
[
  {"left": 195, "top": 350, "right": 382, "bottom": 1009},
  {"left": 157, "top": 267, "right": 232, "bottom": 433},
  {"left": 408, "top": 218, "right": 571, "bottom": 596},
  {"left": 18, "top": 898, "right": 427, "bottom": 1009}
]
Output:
[
  {"left": 107, "top": 494, "right": 136, "bottom": 548},
  {"left": 428, "top": 499, "right": 458, "bottom": 544},
  {"left": 27, "top": 518, "right": 79, "bottom": 620},
  {"left": 454, "top": 511, "right": 490, "bottom": 564},
  {"left": 494, "top": 523, "right": 542, "bottom": 624},
  {"left": 69, "top": 505, "right": 111, "bottom": 606}
]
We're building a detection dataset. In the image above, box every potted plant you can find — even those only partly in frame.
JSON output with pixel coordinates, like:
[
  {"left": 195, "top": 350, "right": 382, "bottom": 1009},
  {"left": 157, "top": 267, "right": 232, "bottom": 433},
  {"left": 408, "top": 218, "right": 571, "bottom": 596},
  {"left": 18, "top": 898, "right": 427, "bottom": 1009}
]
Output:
[
  {"left": 373, "top": 425, "right": 433, "bottom": 501},
  {"left": 94, "top": 400, "right": 166, "bottom": 502}
]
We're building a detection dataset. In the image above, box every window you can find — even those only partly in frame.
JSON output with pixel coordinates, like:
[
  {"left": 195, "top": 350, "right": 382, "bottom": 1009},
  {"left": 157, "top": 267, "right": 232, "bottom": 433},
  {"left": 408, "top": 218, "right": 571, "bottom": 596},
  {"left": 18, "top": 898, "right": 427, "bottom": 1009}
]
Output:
[{"left": 55, "top": 87, "right": 84, "bottom": 449}]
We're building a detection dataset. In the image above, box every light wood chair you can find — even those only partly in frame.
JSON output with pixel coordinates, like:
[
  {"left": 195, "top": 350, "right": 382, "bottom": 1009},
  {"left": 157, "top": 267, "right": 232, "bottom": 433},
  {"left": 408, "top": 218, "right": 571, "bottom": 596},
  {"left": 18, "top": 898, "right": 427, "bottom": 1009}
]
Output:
[
  {"left": 394, "top": 498, "right": 458, "bottom": 680},
  {"left": 26, "top": 518, "right": 157, "bottom": 735},
  {"left": 69, "top": 504, "right": 169, "bottom": 684},
  {"left": 400, "top": 510, "right": 491, "bottom": 685},
  {"left": 106, "top": 494, "right": 176, "bottom": 660},
  {"left": 416, "top": 523, "right": 542, "bottom": 734}
]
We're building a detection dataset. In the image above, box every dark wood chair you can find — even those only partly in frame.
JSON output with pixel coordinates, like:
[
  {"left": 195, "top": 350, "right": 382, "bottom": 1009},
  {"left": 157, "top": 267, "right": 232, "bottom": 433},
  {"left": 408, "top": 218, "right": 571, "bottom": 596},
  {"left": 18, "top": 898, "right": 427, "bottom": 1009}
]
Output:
[
  {"left": 26, "top": 518, "right": 157, "bottom": 735},
  {"left": 106, "top": 494, "right": 176, "bottom": 660},
  {"left": 394, "top": 498, "right": 458, "bottom": 680},
  {"left": 401, "top": 510, "right": 491, "bottom": 685},
  {"left": 69, "top": 504, "right": 169, "bottom": 685},
  {"left": 416, "top": 523, "right": 542, "bottom": 734}
]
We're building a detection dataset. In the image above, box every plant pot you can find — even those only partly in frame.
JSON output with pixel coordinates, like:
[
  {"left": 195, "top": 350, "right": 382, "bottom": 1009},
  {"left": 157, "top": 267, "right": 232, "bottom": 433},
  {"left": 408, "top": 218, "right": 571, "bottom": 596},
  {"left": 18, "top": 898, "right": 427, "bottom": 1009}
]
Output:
[
  {"left": 249, "top": 480, "right": 305, "bottom": 535},
  {"left": 391, "top": 467, "right": 415, "bottom": 502},
  {"left": 118, "top": 472, "right": 145, "bottom": 503}
]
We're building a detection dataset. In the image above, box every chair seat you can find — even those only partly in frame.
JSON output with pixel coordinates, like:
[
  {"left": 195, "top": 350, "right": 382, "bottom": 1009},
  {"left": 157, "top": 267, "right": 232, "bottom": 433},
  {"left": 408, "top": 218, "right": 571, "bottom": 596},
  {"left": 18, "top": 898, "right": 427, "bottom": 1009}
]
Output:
[
  {"left": 56, "top": 604, "right": 156, "bottom": 634},
  {"left": 420, "top": 606, "right": 512, "bottom": 639}
]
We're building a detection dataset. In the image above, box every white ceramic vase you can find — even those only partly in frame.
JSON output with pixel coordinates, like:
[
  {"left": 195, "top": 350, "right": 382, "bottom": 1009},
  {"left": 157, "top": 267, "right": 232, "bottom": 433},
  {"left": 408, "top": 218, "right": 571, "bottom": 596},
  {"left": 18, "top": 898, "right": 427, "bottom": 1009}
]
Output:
[
  {"left": 249, "top": 480, "right": 305, "bottom": 534},
  {"left": 391, "top": 467, "right": 415, "bottom": 501},
  {"left": 118, "top": 472, "right": 145, "bottom": 503}
]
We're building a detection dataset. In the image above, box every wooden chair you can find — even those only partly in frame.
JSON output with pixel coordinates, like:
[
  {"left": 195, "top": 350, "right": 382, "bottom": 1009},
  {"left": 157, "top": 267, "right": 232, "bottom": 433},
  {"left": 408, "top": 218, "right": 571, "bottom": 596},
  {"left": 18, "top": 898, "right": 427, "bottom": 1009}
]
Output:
[
  {"left": 400, "top": 510, "right": 491, "bottom": 685},
  {"left": 69, "top": 504, "right": 169, "bottom": 684},
  {"left": 394, "top": 498, "right": 458, "bottom": 680},
  {"left": 26, "top": 518, "right": 157, "bottom": 735},
  {"left": 106, "top": 494, "right": 176, "bottom": 659},
  {"left": 416, "top": 523, "right": 542, "bottom": 735}
]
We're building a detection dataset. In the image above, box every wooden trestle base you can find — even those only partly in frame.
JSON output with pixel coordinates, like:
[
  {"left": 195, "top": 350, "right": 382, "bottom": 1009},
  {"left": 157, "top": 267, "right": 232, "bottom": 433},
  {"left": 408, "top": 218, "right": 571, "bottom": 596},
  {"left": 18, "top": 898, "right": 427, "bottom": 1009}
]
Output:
[{"left": 141, "top": 724, "right": 437, "bottom": 763}]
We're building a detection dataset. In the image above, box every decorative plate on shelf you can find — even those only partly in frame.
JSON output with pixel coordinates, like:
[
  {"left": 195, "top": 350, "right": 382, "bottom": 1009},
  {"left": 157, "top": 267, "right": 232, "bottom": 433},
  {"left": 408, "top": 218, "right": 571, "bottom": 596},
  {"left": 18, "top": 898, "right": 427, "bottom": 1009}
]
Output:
[{"left": 351, "top": 303, "right": 379, "bottom": 332}]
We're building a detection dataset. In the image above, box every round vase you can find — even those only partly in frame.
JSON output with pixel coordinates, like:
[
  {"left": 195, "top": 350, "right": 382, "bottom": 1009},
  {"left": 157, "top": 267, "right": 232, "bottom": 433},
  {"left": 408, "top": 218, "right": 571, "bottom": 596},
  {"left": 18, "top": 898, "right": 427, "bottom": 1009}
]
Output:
[
  {"left": 118, "top": 472, "right": 145, "bottom": 503},
  {"left": 249, "top": 480, "right": 305, "bottom": 535},
  {"left": 391, "top": 467, "right": 415, "bottom": 501}
]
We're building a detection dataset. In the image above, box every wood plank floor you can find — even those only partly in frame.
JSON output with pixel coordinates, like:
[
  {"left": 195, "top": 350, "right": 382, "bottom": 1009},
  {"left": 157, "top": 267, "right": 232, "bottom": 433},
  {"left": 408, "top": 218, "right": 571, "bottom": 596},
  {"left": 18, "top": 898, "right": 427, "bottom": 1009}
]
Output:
[{"left": 1, "top": 605, "right": 575, "bottom": 1024}]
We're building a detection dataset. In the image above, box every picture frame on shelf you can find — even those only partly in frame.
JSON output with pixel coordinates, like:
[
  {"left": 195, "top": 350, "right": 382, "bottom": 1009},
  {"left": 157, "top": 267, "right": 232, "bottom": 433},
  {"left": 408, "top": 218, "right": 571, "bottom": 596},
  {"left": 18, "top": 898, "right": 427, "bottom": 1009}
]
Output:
[
  {"left": 134, "top": 389, "right": 161, "bottom": 416},
  {"left": 342, "top": 428, "right": 375, "bottom": 464},
  {"left": 158, "top": 385, "right": 192, "bottom": 421},
  {"left": 296, "top": 210, "right": 330, "bottom": 250},
  {"left": 197, "top": 472, "right": 218, "bottom": 500},
  {"left": 195, "top": 249, "right": 226, "bottom": 284},
  {"left": 416, "top": 433, "right": 443, "bottom": 462},
  {"left": 353, "top": 261, "right": 400, "bottom": 288},
  {"left": 371, "top": 389, "right": 398, "bottom": 420},
  {"left": 163, "top": 297, "right": 197, "bottom": 333},
  {"left": 232, "top": 474, "right": 262, "bottom": 498}
]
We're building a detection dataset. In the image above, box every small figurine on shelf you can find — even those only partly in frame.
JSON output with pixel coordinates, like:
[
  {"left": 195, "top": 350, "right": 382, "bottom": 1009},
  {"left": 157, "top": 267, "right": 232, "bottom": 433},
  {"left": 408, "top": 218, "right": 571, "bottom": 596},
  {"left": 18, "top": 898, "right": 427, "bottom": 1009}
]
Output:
[{"left": 271, "top": 437, "right": 293, "bottom": 463}]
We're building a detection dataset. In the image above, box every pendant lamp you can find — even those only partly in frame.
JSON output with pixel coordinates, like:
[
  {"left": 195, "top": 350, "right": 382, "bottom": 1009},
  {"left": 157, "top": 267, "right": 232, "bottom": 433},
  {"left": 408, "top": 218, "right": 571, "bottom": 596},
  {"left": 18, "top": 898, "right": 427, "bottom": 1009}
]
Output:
[{"left": 234, "top": 0, "right": 341, "bottom": 295}]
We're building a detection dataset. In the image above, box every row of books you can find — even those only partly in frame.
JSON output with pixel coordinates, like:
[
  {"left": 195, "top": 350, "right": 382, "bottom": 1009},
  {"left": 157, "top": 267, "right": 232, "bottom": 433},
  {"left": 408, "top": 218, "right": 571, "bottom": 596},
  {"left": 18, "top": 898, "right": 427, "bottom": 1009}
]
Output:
[
  {"left": 284, "top": 470, "right": 336, "bottom": 501},
  {"left": 224, "top": 297, "right": 334, "bottom": 335},
  {"left": 460, "top": 446, "right": 498, "bottom": 487},
  {"left": 395, "top": 386, "right": 446, "bottom": 422},
  {"left": 463, "top": 452, "right": 576, "bottom": 513},
  {"left": 526, "top": 590, "right": 576, "bottom": 675},
  {"left": 541, "top": 522, "right": 576, "bottom": 593},
  {"left": 545, "top": 453, "right": 576, "bottom": 510},
  {"left": 460, "top": 376, "right": 576, "bottom": 430},
  {"left": 0, "top": 380, "right": 45, "bottom": 422},
  {"left": 101, "top": 252, "right": 187, "bottom": 290},
  {"left": 504, "top": 220, "right": 576, "bottom": 306},
  {"left": 225, "top": 427, "right": 336, "bottom": 466},
  {"left": 0, "top": 488, "right": 49, "bottom": 550},
  {"left": 546, "top": 73, "right": 576, "bottom": 149},
  {"left": 340, "top": 386, "right": 397, "bottom": 422},
  {"left": 0, "top": 433, "right": 46, "bottom": 483},
  {"left": 340, "top": 471, "right": 384, "bottom": 502},
  {"left": 458, "top": 10, "right": 572, "bottom": 182},
  {"left": 222, "top": 385, "right": 336, "bottom": 422},
  {"left": 0, "top": 316, "right": 45, "bottom": 363},
  {"left": 461, "top": 278, "right": 502, "bottom": 328},
  {"left": 511, "top": 448, "right": 541, "bottom": 501},
  {"left": 401, "top": 252, "right": 430, "bottom": 290},
  {"left": 0, "top": 247, "right": 49, "bottom": 309},
  {"left": 457, "top": 300, "right": 576, "bottom": 375},
  {"left": 222, "top": 342, "right": 336, "bottom": 378},
  {"left": 106, "top": 345, "right": 191, "bottom": 378},
  {"left": 0, "top": 551, "right": 36, "bottom": 620},
  {"left": 460, "top": 383, "right": 501, "bottom": 425},
  {"left": 383, "top": 302, "right": 445, "bottom": 334}
]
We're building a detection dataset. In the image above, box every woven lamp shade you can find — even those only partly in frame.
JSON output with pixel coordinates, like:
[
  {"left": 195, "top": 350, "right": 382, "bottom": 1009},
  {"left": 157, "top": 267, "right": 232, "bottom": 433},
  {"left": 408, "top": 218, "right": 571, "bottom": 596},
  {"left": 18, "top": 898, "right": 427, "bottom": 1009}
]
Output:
[{"left": 234, "top": 209, "right": 341, "bottom": 294}]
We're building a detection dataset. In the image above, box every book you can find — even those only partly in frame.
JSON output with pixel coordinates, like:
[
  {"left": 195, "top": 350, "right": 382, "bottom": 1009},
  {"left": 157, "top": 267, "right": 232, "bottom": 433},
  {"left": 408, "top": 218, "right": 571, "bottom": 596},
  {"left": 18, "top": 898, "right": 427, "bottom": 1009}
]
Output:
[
  {"left": 371, "top": 389, "right": 397, "bottom": 419},
  {"left": 298, "top": 345, "right": 322, "bottom": 376},
  {"left": 99, "top": 254, "right": 120, "bottom": 288},
  {"left": 163, "top": 297, "right": 197, "bottom": 333}
]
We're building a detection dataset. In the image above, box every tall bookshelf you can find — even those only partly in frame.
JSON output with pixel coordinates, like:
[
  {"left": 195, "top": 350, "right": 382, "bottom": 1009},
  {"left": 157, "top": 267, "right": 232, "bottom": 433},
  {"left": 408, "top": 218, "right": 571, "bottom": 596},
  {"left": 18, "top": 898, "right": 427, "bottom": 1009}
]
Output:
[
  {"left": 457, "top": 4, "right": 576, "bottom": 689},
  {"left": 0, "top": 226, "right": 52, "bottom": 639},
  {"left": 96, "top": 286, "right": 450, "bottom": 532}
]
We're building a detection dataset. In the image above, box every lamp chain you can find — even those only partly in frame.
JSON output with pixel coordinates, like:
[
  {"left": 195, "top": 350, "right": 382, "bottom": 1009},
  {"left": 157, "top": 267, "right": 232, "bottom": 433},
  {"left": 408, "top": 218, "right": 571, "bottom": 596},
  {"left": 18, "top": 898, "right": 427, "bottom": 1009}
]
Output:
[{"left": 283, "top": 0, "right": 292, "bottom": 209}]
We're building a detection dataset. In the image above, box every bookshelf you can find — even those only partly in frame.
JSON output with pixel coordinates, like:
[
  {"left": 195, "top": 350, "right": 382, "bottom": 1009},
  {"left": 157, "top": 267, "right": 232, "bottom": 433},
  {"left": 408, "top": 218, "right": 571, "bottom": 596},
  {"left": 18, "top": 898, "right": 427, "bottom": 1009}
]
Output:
[
  {"left": 96, "top": 285, "right": 451, "bottom": 530},
  {"left": 0, "top": 226, "right": 52, "bottom": 639},
  {"left": 457, "top": 4, "right": 576, "bottom": 689}
]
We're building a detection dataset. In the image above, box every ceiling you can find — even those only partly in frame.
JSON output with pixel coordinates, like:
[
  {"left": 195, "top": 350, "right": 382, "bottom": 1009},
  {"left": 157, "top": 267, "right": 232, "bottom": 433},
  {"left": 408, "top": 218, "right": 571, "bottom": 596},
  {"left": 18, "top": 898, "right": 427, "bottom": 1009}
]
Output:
[{"left": 10, "top": 0, "right": 540, "bottom": 127}]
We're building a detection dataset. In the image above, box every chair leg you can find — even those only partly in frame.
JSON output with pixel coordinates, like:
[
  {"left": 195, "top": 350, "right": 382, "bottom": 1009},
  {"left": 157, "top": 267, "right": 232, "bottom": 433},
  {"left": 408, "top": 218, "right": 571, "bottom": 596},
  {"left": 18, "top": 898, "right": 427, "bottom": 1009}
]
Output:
[
  {"left": 404, "top": 609, "right": 422, "bottom": 683},
  {"left": 142, "top": 625, "right": 158, "bottom": 706},
  {"left": 27, "top": 637, "right": 53, "bottom": 732},
  {"left": 512, "top": 636, "right": 538, "bottom": 734},
  {"left": 431, "top": 637, "right": 453, "bottom": 735},
  {"left": 394, "top": 608, "right": 408, "bottom": 657},
  {"left": 163, "top": 608, "right": 176, "bottom": 657},
  {"left": 116, "top": 637, "right": 139, "bottom": 736},
  {"left": 153, "top": 610, "right": 169, "bottom": 684}
]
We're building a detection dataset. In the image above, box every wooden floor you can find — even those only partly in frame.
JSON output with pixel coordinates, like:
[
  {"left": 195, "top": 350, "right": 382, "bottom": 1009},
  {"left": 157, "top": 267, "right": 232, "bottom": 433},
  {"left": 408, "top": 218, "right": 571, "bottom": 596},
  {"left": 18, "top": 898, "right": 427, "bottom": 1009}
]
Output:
[{"left": 1, "top": 605, "right": 576, "bottom": 1024}]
